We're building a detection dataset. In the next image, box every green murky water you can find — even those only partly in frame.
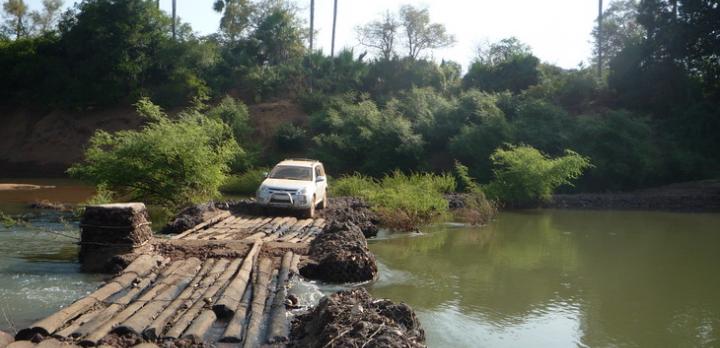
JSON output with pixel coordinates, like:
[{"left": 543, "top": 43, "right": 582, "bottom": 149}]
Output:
[{"left": 368, "top": 210, "right": 720, "bottom": 347}]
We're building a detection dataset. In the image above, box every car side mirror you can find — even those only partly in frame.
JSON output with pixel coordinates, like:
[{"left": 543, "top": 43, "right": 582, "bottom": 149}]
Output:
[
  {"left": 263, "top": 172, "right": 269, "bottom": 178},
  {"left": 316, "top": 175, "right": 326, "bottom": 182}
]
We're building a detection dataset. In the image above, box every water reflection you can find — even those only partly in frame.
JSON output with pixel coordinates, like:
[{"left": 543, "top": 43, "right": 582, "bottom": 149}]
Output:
[{"left": 368, "top": 210, "right": 720, "bottom": 347}]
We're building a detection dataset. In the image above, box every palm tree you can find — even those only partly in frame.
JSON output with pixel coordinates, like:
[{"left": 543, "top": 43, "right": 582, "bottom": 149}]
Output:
[{"left": 331, "top": 0, "right": 337, "bottom": 56}]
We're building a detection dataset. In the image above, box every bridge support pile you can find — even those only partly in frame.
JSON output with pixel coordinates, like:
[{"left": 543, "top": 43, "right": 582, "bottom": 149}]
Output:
[{"left": 79, "top": 203, "right": 153, "bottom": 272}]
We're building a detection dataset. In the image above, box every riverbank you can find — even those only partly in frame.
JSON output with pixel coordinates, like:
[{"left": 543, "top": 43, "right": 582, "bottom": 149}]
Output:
[{"left": 544, "top": 180, "right": 720, "bottom": 212}]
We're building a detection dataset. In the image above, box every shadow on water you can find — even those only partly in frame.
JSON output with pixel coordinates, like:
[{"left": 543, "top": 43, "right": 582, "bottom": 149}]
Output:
[{"left": 367, "top": 210, "right": 720, "bottom": 348}]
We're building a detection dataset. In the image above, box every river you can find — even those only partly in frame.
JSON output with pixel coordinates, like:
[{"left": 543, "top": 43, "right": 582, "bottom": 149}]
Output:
[
  {"left": 368, "top": 210, "right": 720, "bottom": 347},
  {"left": 1, "top": 180, "right": 719, "bottom": 346}
]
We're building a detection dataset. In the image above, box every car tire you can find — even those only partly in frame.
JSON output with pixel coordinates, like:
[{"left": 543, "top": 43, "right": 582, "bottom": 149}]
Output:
[
  {"left": 319, "top": 193, "right": 328, "bottom": 209},
  {"left": 305, "top": 196, "right": 316, "bottom": 218}
]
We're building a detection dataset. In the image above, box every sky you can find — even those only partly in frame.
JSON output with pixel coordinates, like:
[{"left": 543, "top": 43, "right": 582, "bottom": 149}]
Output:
[{"left": 26, "top": 0, "right": 600, "bottom": 70}]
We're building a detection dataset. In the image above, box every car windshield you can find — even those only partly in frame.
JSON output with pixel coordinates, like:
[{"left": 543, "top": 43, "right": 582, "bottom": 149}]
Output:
[{"left": 269, "top": 165, "right": 313, "bottom": 181}]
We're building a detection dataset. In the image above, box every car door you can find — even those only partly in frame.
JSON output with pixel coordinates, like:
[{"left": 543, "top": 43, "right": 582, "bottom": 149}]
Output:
[{"left": 314, "top": 165, "right": 327, "bottom": 200}]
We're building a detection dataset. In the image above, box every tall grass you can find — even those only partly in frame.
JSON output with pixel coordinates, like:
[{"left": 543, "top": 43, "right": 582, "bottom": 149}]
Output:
[{"left": 332, "top": 171, "right": 455, "bottom": 230}]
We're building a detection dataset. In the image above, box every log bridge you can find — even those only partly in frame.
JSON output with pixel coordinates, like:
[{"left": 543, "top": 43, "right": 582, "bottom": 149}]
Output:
[{"left": 13, "top": 203, "right": 327, "bottom": 348}]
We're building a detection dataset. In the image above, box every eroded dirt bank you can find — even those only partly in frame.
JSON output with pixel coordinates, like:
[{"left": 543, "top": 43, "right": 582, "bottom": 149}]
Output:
[{"left": 0, "top": 101, "right": 307, "bottom": 177}]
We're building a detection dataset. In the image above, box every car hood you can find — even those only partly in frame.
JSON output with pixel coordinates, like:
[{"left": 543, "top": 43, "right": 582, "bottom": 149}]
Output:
[{"left": 261, "top": 178, "right": 314, "bottom": 191}]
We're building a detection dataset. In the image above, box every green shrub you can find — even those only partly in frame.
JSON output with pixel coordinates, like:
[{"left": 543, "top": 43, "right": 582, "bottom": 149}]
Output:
[
  {"left": 454, "top": 190, "right": 498, "bottom": 225},
  {"left": 68, "top": 98, "right": 241, "bottom": 208},
  {"left": 453, "top": 161, "right": 479, "bottom": 192},
  {"left": 207, "top": 96, "right": 252, "bottom": 143},
  {"left": 332, "top": 172, "right": 453, "bottom": 230},
  {"left": 274, "top": 124, "right": 307, "bottom": 152},
  {"left": 572, "top": 110, "right": 658, "bottom": 190},
  {"left": 311, "top": 95, "right": 424, "bottom": 176},
  {"left": 485, "top": 145, "right": 591, "bottom": 206},
  {"left": 220, "top": 167, "right": 270, "bottom": 195}
]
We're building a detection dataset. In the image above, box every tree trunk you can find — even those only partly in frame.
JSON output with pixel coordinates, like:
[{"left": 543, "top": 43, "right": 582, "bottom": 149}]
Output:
[
  {"left": 331, "top": 0, "right": 337, "bottom": 56},
  {"left": 172, "top": 0, "right": 177, "bottom": 40}
]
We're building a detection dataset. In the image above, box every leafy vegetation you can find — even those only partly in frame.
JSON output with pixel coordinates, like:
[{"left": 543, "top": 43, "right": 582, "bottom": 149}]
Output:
[
  {"left": 220, "top": 167, "right": 269, "bottom": 196},
  {"left": 485, "top": 145, "right": 592, "bottom": 206},
  {"left": 1, "top": 0, "right": 719, "bottom": 212},
  {"left": 68, "top": 98, "right": 241, "bottom": 208},
  {"left": 332, "top": 172, "right": 454, "bottom": 230}
]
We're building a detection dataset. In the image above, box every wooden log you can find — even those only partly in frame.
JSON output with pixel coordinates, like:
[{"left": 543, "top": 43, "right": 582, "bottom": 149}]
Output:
[
  {"left": 71, "top": 260, "right": 179, "bottom": 338},
  {"left": 171, "top": 211, "right": 232, "bottom": 239},
  {"left": 15, "top": 254, "right": 165, "bottom": 340},
  {"left": 6, "top": 342, "right": 34, "bottom": 348},
  {"left": 54, "top": 308, "right": 100, "bottom": 339},
  {"left": 192, "top": 216, "right": 240, "bottom": 240},
  {"left": 114, "top": 258, "right": 204, "bottom": 336},
  {"left": 143, "top": 259, "right": 217, "bottom": 340},
  {"left": 162, "top": 258, "right": 233, "bottom": 339},
  {"left": 242, "top": 232, "right": 265, "bottom": 241},
  {"left": 241, "top": 258, "right": 273, "bottom": 348},
  {"left": 181, "top": 309, "right": 216, "bottom": 343},
  {"left": 213, "top": 240, "right": 263, "bottom": 318},
  {"left": 79, "top": 259, "right": 199, "bottom": 346},
  {"left": 219, "top": 281, "right": 252, "bottom": 343},
  {"left": 267, "top": 252, "right": 293, "bottom": 343},
  {"left": 0, "top": 330, "right": 15, "bottom": 348},
  {"left": 36, "top": 339, "right": 79, "bottom": 348},
  {"left": 290, "top": 253, "right": 301, "bottom": 274}
]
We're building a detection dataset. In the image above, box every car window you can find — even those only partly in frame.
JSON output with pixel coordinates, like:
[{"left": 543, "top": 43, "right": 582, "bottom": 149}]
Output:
[
  {"left": 315, "top": 166, "right": 321, "bottom": 178},
  {"left": 269, "top": 165, "right": 313, "bottom": 181}
]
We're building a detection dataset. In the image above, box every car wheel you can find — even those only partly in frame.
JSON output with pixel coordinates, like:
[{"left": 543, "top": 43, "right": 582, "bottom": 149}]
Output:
[
  {"left": 319, "top": 194, "right": 328, "bottom": 209},
  {"left": 305, "top": 196, "right": 316, "bottom": 218}
]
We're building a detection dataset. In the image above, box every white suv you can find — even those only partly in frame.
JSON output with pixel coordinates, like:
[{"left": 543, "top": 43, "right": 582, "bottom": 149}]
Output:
[{"left": 256, "top": 159, "right": 328, "bottom": 218}]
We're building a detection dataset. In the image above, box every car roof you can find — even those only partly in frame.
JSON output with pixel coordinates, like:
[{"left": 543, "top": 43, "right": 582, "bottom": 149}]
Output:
[{"left": 276, "top": 159, "right": 321, "bottom": 167}]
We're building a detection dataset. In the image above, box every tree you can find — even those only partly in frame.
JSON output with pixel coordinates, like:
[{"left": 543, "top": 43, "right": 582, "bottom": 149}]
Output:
[
  {"left": 68, "top": 98, "right": 241, "bottom": 208},
  {"left": 475, "top": 37, "right": 531, "bottom": 65},
  {"left": 591, "top": 0, "right": 643, "bottom": 73},
  {"left": 29, "top": 0, "right": 63, "bottom": 34},
  {"left": 398, "top": 5, "right": 454, "bottom": 59},
  {"left": 58, "top": 0, "right": 172, "bottom": 104},
  {"left": 636, "top": 0, "right": 720, "bottom": 99},
  {"left": 213, "top": 0, "right": 253, "bottom": 42},
  {"left": 330, "top": 0, "right": 337, "bottom": 56},
  {"left": 311, "top": 94, "right": 424, "bottom": 175},
  {"left": 464, "top": 37, "right": 539, "bottom": 93},
  {"left": 2, "top": 0, "right": 28, "bottom": 39},
  {"left": 356, "top": 10, "right": 399, "bottom": 60}
]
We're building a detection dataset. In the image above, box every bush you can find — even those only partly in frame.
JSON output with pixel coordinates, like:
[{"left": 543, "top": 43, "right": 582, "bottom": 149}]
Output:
[
  {"left": 511, "top": 98, "right": 574, "bottom": 155},
  {"left": 220, "top": 167, "right": 269, "bottom": 195},
  {"left": 572, "top": 110, "right": 659, "bottom": 191},
  {"left": 454, "top": 190, "right": 498, "bottom": 225},
  {"left": 485, "top": 145, "right": 591, "bottom": 206},
  {"left": 332, "top": 172, "right": 453, "bottom": 230},
  {"left": 311, "top": 95, "right": 424, "bottom": 176},
  {"left": 275, "top": 124, "right": 307, "bottom": 152},
  {"left": 68, "top": 98, "right": 241, "bottom": 208}
]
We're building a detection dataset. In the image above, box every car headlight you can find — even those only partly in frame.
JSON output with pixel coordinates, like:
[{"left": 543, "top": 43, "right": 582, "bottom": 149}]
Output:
[
  {"left": 258, "top": 186, "right": 270, "bottom": 195},
  {"left": 296, "top": 187, "right": 307, "bottom": 195}
]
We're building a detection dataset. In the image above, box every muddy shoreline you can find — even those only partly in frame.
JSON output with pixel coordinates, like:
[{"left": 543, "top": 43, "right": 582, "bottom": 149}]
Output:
[{"left": 543, "top": 180, "right": 720, "bottom": 212}]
